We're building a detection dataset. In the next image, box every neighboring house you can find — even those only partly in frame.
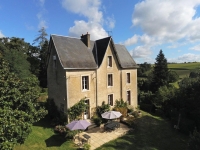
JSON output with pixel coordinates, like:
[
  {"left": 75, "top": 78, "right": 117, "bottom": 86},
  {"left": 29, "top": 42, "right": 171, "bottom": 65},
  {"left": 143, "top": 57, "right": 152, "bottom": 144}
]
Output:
[{"left": 47, "top": 33, "right": 138, "bottom": 119}]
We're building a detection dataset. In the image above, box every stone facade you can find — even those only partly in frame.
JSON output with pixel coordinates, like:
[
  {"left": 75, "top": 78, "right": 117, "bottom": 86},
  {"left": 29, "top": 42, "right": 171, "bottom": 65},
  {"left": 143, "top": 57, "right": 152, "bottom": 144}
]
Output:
[{"left": 47, "top": 34, "right": 138, "bottom": 120}]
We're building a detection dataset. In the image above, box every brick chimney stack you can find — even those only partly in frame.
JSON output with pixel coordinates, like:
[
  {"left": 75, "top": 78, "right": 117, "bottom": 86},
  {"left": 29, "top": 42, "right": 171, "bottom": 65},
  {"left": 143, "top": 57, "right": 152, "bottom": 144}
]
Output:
[{"left": 81, "top": 32, "right": 90, "bottom": 48}]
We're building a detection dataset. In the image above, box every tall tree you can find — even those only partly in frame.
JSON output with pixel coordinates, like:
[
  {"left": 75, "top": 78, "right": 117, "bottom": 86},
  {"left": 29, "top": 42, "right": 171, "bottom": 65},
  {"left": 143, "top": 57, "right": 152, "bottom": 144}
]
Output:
[
  {"left": 151, "top": 50, "right": 169, "bottom": 92},
  {"left": 0, "top": 56, "right": 47, "bottom": 149},
  {"left": 39, "top": 40, "right": 48, "bottom": 87},
  {"left": 33, "top": 27, "right": 48, "bottom": 49}
]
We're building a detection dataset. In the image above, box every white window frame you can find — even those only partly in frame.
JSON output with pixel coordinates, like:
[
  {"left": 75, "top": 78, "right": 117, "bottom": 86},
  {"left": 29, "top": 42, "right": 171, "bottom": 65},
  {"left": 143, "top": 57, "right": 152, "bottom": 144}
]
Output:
[
  {"left": 108, "top": 94, "right": 114, "bottom": 106},
  {"left": 107, "top": 74, "right": 113, "bottom": 87},
  {"left": 82, "top": 75, "right": 89, "bottom": 91},
  {"left": 127, "top": 72, "right": 131, "bottom": 84},
  {"left": 107, "top": 56, "right": 112, "bottom": 67}
]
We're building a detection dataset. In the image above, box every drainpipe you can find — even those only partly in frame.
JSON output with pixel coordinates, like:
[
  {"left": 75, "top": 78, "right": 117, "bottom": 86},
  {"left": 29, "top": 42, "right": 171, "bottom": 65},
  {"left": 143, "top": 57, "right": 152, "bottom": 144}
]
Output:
[
  {"left": 120, "top": 70, "right": 122, "bottom": 99},
  {"left": 66, "top": 75, "right": 69, "bottom": 122}
]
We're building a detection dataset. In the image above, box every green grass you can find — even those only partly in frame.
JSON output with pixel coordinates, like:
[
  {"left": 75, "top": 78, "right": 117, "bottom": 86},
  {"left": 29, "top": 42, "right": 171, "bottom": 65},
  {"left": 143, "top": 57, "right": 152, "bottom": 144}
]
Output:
[
  {"left": 96, "top": 111, "right": 188, "bottom": 150},
  {"left": 168, "top": 62, "right": 200, "bottom": 79},
  {"left": 14, "top": 118, "right": 76, "bottom": 150}
]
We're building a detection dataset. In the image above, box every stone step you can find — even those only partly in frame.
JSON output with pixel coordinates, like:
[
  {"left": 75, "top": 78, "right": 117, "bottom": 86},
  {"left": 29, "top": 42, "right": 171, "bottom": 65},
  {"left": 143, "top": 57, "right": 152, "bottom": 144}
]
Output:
[{"left": 88, "top": 123, "right": 97, "bottom": 129}]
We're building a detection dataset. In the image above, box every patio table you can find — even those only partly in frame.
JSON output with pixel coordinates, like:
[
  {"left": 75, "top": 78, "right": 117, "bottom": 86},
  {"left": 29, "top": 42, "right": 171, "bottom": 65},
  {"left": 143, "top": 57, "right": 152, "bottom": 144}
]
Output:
[{"left": 104, "top": 121, "right": 120, "bottom": 131}]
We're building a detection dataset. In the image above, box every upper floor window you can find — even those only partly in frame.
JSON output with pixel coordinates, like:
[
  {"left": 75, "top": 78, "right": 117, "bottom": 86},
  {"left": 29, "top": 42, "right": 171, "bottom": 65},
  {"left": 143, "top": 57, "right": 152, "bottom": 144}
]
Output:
[
  {"left": 82, "top": 76, "right": 89, "bottom": 90},
  {"left": 108, "top": 74, "right": 113, "bottom": 86},
  {"left": 127, "top": 73, "right": 130, "bottom": 83},
  {"left": 127, "top": 90, "right": 131, "bottom": 105},
  {"left": 108, "top": 94, "right": 113, "bottom": 106},
  {"left": 108, "top": 56, "right": 112, "bottom": 67}
]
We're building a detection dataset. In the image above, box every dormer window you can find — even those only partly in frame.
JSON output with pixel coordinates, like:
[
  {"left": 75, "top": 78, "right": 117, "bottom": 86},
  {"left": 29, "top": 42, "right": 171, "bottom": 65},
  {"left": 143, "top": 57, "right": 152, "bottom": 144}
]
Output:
[{"left": 108, "top": 56, "right": 112, "bottom": 67}]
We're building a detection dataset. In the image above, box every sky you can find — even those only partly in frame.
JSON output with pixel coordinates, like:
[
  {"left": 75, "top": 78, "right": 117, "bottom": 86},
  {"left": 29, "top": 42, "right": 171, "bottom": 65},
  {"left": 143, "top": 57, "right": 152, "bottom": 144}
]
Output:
[{"left": 1, "top": 0, "right": 200, "bottom": 64}]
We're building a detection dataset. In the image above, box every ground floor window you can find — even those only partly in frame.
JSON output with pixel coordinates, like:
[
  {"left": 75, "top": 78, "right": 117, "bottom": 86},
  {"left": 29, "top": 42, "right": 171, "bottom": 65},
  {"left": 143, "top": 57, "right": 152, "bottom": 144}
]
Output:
[
  {"left": 108, "top": 94, "right": 113, "bottom": 106},
  {"left": 127, "top": 91, "right": 131, "bottom": 105}
]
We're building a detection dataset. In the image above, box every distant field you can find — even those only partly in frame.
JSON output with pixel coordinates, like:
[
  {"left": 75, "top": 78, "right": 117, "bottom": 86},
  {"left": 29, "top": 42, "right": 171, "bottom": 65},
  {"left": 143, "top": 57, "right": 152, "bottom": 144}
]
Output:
[
  {"left": 149, "top": 62, "right": 200, "bottom": 79},
  {"left": 168, "top": 62, "right": 200, "bottom": 78}
]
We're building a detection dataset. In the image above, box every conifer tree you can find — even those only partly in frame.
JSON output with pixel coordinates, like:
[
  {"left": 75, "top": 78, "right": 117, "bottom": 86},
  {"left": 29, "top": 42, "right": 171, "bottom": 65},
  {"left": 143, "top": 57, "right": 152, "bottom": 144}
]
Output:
[{"left": 151, "top": 50, "right": 169, "bottom": 92}]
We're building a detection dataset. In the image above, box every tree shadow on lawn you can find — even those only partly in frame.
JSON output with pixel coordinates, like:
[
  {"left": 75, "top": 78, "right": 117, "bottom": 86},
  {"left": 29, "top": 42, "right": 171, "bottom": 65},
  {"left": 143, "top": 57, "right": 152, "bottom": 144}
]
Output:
[
  {"left": 33, "top": 116, "right": 53, "bottom": 129},
  {"left": 45, "top": 134, "right": 66, "bottom": 147},
  {"left": 96, "top": 115, "right": 188, "bottom": 150}
]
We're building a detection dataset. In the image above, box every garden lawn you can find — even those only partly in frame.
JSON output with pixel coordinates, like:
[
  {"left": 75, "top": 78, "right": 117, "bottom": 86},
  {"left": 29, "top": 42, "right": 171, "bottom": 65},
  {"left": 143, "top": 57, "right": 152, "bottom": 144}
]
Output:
[
  {"left": 96, "top": 112, "right": 188, "bottom": 150},
  {"left": 14, "top": 118, "right": 76, "bottom": 150}
]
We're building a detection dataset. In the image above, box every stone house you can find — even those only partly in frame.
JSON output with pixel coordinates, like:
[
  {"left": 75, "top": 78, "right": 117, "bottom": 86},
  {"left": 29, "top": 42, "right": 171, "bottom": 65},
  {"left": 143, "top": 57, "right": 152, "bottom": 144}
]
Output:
[{"left": 47, "top": 33, "right": 138, "bottom": 119}]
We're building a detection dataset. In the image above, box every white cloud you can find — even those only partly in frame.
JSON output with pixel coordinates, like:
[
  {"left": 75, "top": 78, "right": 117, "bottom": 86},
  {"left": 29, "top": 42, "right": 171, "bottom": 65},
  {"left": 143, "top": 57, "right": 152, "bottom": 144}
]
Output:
[
  {"left": 39, "top": 0, "right": 45, "bottom": 6},
  {"left": 61, "top": 0, "right": 112, "bottom": 40},
  {"left": 123, "top": 35, "right": 138, "bottom": 46},
  {"left": 132, "top": 0, "right": 200, "bottom": 42},
  {"left": 69, "top": 20, "right": 108, "bottom": 40},
  {"left": 130, "top": 45, "right": 152, "bottom": 58},
  {"left": 190, "top": 44, "right": 200, "bottom": 51},
  {"left": 106, "top": 16, "right": 115, "bottom": 29},
  {"left": 168, "top": 53, "right": 200, "bottom": 63},
  {"left": 62, "top": 0, "right": 102, "bottom": 22},
  {"left": 123, "top": 0, "right": 200, "bottom": 60},
  {"left": 0, "top": 30, "right": 5, "bottom": 38},
  {"left": 36, "top": 0, "right": 48, "bottom": 29}
]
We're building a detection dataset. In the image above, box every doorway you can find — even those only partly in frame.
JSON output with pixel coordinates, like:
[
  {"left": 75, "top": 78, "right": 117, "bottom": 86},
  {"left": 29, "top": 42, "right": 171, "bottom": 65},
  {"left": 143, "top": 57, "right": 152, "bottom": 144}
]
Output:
[{"left": 84, "top": 99, "right": 89, "bottom": 119}]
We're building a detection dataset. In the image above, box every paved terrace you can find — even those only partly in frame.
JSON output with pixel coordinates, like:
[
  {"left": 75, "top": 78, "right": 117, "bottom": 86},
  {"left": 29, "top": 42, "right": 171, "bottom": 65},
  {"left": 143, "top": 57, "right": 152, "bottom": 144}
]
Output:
[{"left": 74, "top": 123, "right": 130, "bottom": 150}]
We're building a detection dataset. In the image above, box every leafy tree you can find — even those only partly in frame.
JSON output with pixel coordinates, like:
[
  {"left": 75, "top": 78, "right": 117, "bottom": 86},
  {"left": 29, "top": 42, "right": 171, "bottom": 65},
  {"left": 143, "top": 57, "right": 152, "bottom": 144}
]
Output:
[
  {"left": 26, "top": 45, "right": 40, "bottom": 77},
  {"left": 168, "top": 70, "right": 179, "bottom": 82},
  {"left": 0, "top": 57, "right": 47, "bottom": 149},
  {"left": 137, "top": 62, "right": 152, "bottom": 77},
  {"left": 33, "top": 27, "right": 48, "bottom": 49},
  {"left": 189, "top": 71, "right": 200, "bottom": 78},
  {"left": 151, "top": 50, "right": 169, "bottom": 92},
  {"left": 152, "top": 85, "right": 176, "bottom": 109},
  {"left": 0, "top": 37, "right": 32, "bottom": 79}
]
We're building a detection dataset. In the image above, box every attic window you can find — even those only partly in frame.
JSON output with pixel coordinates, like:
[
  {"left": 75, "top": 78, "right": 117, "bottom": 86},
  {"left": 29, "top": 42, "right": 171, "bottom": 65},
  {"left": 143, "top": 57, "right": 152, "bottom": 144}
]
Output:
[
  {"left": 53, "top": 55, "right": 56, "bottom": 68},
  {"left": 108, "top": 56, "right": 112, "bottom": 67},
  {"left": 127, "top": 73, "right": 130, "bottom": 83}
]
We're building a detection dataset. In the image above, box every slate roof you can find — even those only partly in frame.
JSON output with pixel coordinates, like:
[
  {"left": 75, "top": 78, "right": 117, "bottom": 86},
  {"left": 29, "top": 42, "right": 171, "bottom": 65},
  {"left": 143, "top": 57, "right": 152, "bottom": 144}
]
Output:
[
  {"left": 50, "top": 34, "right": 138, "bottom": 69},
  {"left": 51, "top": 35, "right": 97, "bottom": 69},
  {"left": 114, "top": 44, "right": 138, "bottom": 68}
]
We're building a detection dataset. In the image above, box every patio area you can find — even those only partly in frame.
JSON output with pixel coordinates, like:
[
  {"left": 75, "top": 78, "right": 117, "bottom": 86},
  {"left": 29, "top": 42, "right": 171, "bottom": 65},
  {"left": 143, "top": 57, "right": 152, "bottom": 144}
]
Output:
[{"left": 74, "top": 122, "right": 130, "bottom": 150}]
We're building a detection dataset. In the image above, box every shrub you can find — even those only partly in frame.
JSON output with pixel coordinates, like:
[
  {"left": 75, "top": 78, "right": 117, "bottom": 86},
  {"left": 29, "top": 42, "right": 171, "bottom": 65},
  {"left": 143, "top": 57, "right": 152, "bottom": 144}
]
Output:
[
  {"left": 114, "top": 99, "right": 127, "bottom": 108},
  {"left": 54, "top": 125, "right": 67, "bottom": 135},
  {"left": 65, "top": 128, "right": 78, "bottom": 139},
  {"left": 188, "top": 128, "right": 200, "bottom": 150},
  {"left": 91, "top": 115, "right": 102, "bottom": 127},
  {"left": 83, "top": 143, "right": 91, "bottom": 150},
  {"left": 132, "top": 111, "right": 140, "bottom": 118}
]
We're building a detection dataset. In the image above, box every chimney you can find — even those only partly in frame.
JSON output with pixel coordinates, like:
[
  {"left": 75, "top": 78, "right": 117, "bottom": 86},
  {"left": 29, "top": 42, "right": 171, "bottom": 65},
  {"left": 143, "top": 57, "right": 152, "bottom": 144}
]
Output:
[{"left": 81, "top": 32, "right": 90, "bottom": 48}]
